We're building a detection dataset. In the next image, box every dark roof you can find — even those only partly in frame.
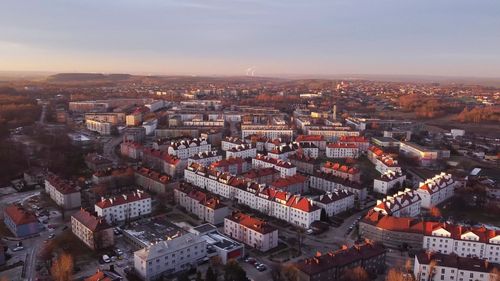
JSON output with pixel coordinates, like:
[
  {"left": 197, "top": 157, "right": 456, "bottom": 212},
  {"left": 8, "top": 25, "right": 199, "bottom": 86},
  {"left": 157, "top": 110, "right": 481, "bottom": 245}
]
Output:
[
  {"left": 72, "top": 209, "right": 111, "bottom": 232},
  {"left": 415, "top": 251, "right": 500, "bottom": 273}
]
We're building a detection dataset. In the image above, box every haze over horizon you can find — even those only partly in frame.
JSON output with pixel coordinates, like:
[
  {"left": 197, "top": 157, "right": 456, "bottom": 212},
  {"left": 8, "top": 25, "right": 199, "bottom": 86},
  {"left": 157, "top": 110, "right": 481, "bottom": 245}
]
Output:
[{"left": 1, "top": 0, "right": 500, "bottom": 78}]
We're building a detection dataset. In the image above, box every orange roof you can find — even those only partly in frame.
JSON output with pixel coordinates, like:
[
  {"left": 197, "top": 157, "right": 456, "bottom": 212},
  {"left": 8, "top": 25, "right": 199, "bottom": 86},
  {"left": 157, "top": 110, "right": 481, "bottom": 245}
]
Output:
[
  {"left": 271, "top": 174, "right": 307, "bottom": 189},
  {"left": 96, "top": 190, "right": 150, "bottom": 209},
  {"left": 296, "top": 135, "right": 325, "bottom": 142},
  {"left": 227, "top": 211, "right": 277, "bottom": 234},
  {"left": 4, "top": 204, "right": 38, "bottom": 225},
  {"left": 339, "top": 136, "right": 368, "bottom": 142}
]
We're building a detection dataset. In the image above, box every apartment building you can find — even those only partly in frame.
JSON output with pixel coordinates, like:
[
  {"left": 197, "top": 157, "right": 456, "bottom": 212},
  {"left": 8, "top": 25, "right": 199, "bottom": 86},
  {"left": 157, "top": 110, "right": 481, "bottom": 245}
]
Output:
[
  {"left": 288, "top": 154, "right": 321, "bottom": 175},
  {"left": 422, "top": 224, "right": 500, "bottom": 262},
  {"left": 3, "top": 204, "right": 42, "bottom": 238},
  {"left": 225, "top": 144, "right": 257, "bottom": 159},
  {"left": 313, "top": 190, "right": 355, "bottom": 217},
  {"left": 241, "top": 168, "right": 280, "bottom": 185},
  {"left": 224, "top": 211, "right": 278, "bottom": 252},
  {"left": 304, "top": 126, "right": 360, "bottom": 142},
  {"left": 84, "top": 112, "right": 126, "bottom": 124},
  {"left": 221, "top": 137, "right": 247, "bottom": 151},
  {"left": 120, "top": 141, "right": 143, "bottom": 159},
  {"left": 295, "top": 242, "right": 386, "bottom": 281},
  {"left": 321, "top": 162, "right": 361, "bottom": 183},
  {"left": 309, "top": 171, "right": 367, "bottom": 202},
  {"left": 270, "top": 174, "right": 309, "bottom": 194},
  {"left": 295, "top": 135, "right": 327, "bottom": 151},
  {"left": 174, "top": 183, "right": 229, "bottom": 225},
  {"left": 71, "top": 209, "right": 114, "bottom": 250},
  {"left": 188, "top": 151, "right": 222, "bottom": 167},
  {"left": 86, "top": 119, "right": 112, "bottom": 135},
  {"left": 416, "top": 173, "right": 457, "bottom": 209},
  {"left": 400, "top": 141, "right": 449, "bottom": 167},
  {"left": 95, "top": 190, "right": 151, "bottom": 224},
  {"left": 134, "top": 166, "right": 174, "bottom": 194},
  {"left": 326, "top": 143, "right": 360, "bottom": 159},
  {"left": 252, "top": 155, "right": 297, "bottom": 178},
  {"left": 134, "top": 233, "right": 207, "bottom": 281},
  {"left": 166, "top": 138, "right": 211, "bottom": 160},
  {"left": 45, "top": 173, "right": 81, "bottom": 209},
  {"left": 373, "top": 170, "right": 406, "bottom": 195},
  {"left": 141, "top": 148, "right": 183, "bottom": 177},
  {"left": 241, "top": 125, "right": 294, "bottom": 139},
  {"left": 210, "top": 157, "right": 251, "bottom": 175},
  {"left": 368, "top": 146, "right": 402, "bottom": 174},
  {"left": 413, "top": 252, "right": 500, "bottom": 281},
  {"left": 338, "top": 136, "right": 370, "bottom": 152},
  {"left": 372, "top": 188, "right": 421, "bottom": 217}
]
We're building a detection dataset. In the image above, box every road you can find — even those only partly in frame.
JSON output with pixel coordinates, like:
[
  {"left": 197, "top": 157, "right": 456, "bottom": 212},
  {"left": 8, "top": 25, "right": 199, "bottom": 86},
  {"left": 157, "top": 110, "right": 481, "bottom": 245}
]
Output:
[{"left": 102, "top": 135, "right": 123, "bottom": 165}]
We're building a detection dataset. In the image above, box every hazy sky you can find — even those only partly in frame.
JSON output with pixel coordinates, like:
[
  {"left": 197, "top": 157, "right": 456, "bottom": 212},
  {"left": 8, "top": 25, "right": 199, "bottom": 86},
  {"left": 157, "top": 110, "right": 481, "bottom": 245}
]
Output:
[{"left": 1, "top": 0, "right": 499, "bottom": 77}]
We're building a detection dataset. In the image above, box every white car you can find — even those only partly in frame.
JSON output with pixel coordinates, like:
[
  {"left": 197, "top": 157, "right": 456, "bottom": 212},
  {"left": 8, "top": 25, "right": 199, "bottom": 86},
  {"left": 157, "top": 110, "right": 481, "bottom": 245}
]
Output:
[
  {"left": 102, "top": 255, "right": 111, "bottom": 263},
  {"left": 13, "top": 246, "right": 24, "bottom": 252}
]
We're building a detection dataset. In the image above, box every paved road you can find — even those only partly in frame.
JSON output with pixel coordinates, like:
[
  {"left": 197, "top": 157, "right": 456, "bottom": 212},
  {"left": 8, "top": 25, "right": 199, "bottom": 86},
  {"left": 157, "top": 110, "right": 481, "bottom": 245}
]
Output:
[{"left": 103, "top": 135, "right": 123, "bottom": 165}]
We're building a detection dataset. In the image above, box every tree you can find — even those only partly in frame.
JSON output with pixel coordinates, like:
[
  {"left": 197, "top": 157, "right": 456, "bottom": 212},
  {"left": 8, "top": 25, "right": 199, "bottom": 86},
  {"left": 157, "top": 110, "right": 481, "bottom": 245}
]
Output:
[
  {"left": 196, "top": 271, "right": 203, "bottom": 281},
  {"left": 177, "top": 272, "right": 190, "bottom": 281},
  {"left": 341, "top": 266, "right": 370, "bottom": 281},
  {"left": 386, "top": 268, "right": 415, "bottom": 281},
  {"left": 50, "top": 252, "right": 74, "bottom": 281},
  {"left": 281, "top": 264, "right": 300, "bottom": 281},
  {"left": 223, "top": 259, "right": 248, "bottom": 281},
  {"left": 206, "top": 266, "right": 217, "bottom": 281}
]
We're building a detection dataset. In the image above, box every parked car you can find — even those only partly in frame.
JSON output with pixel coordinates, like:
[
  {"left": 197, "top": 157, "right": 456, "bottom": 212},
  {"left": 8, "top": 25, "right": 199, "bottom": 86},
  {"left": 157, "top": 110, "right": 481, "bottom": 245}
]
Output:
[
  {"left": 13, "top": 246, "right": 24, "bottom": 252},
  {"left": 245, "top": 257, "right": 256, "bottom": 264},
  {"left": 102, "top": 255, "right": 111, "bottom": 263},
  {"left": 115, "top": 248, "right": 123, "bottom": 256},
  {"left": 48, "top": 234, "right": 55, "bottom": 239},
  {"left": 256, "top": 264, "right": 267, "bottom": 271},
  {"left": 306, "top": 229, "right": 314, "bottom": 235}
]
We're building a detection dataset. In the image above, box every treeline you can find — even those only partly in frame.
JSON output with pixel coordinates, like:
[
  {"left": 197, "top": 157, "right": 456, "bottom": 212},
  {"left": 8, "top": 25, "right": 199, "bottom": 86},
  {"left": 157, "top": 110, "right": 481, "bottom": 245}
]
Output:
[
  {"left": 0, "top": 89, "right": 42, "bottom": 136},
  {"left": 456, "top": 106, "right": 500, "bottom": 123},
  {"left": 398, "top": 94, "right": 463, "bottom": 118}
]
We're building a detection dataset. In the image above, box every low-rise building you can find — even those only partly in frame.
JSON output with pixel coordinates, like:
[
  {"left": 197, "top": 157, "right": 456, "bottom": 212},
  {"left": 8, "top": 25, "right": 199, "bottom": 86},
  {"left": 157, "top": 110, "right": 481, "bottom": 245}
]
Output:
[
  {"left": 295, "top": 242, "right": 386, "bottom": 281},
  {"left": 210, "top": 157, "right": 251, "bottom": 175},
  {"left": 174, "top": 183, "right": 229, "bottom": 225},
  {"left": 373, "top": 170, "right": 406, "bottom": 195},
  {"left": 224, "top": 211, "right": 278, "bottom": 252},
  {"left": 225, "top": 144, "right": 257, "bottom": 159},
  {"left": 413, "top": 252, "right": 500, "bottom": 281},
  {"left": 252, "top": 155, "right": 297, "bottom": 178},
  {"left": 45, "top": 173, "right": 81, "bottom": 209},
  {"left": 295, "top": 135, "right": 327, "bottom": 151},
  {"left": 241, "top": 168, "right": 281, "bottom": 185},
  {"left": 221, "top": 137, "right": 246, "bottom": 151},
  {"left": 372, "top": 188, "right": 421, "bottom": 217},
  {"left": 416, "top": 172, "right": 457, "bottom": 209},
  {"left": 3, "top": 204, "right": 42, "bottom": 237},
  {"left": 86, "top": 119, "right": 112, "bottom": 135},
  {"left": 95, "top": 190, "right": 151, "bottom": 224},
  {"left": 310, "top": 171, "right": 367, "bottom": 202},
  {"left": 71, "top": 209, "right": 114, "bottom": 250},
  {"left": 326, "top": 143, "right": 360, "bottom": 159},
  {"left": 288, "top": 154, "right": 321, "bottom": 175},
  {"left": 188, "top": 151, "right": 222, "bottom": 167},
  {"left": 368, "top": 146, "right": 402, "bottom": 174},
  {"left": 313, "top": 190, "right": 355, "bottom": 217},
  {"left": 270, "top": 174, "right": 309, "bottom": 194},
  {"left": 85, "top": 153, "right": 114, "bottom": 172},
  {"left": 399, "top": 141, "right": 449, "bottom": 167},
  {"left": 338, "top": 136, "right": 370, "bottom": 152},
  {"left": 191, "top": 224, "right": 244, "bottom": 265},
  {"left": 134, "top": 166, "right": 174, "bottom": 194},
  {"left": 166, "top": 138, "right": 211, "bottom": 160},
  {"left": 321, "top": 162, "right": 361, "bottom": 183},
  {"left": 120, "top": 141, "right": 143, "bottom": 159},
  {"left": 134, "top": 233, "right": 207, "bottom": 281}
]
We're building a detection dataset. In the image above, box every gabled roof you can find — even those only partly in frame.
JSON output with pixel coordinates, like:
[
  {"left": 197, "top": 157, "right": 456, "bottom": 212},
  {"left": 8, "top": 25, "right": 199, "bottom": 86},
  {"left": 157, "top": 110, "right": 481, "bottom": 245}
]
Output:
[
  {"left": 72, "top": 209, "right": 111, "bottom": 232},
  {"left": 4, "top": 204, "right": 38, "bottom": 225}
]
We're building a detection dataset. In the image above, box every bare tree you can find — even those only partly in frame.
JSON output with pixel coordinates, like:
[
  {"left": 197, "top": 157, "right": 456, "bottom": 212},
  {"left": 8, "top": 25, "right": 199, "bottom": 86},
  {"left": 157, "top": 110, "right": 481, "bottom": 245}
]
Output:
[
  {"left": 50, "top": 252, "right": 74, "bottom": 281},
  {"left": 341, "top": 266, "right": 370, "bottom": 281}
]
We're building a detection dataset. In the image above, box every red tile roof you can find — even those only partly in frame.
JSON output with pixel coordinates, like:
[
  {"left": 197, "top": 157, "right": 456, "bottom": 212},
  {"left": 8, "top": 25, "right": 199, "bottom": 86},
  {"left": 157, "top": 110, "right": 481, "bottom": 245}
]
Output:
[
  {"left": 4, "top": 204, "right": 38, "bottom": 225},
  {"left": 95, "top": 190, "right": 150, "bottom": 209},
  {"left": 271, "top": 174, "right": 307, "bottom": 189},
  {"left": 227, "top": 211, "right": 277, "bottom": 234},
  {"left": 72, "top": 209, "right": 111, "bottom": 232},
  {"left": 46, "top": 173, "right": 80, "bottom": 194},
  {"left": 295, "top": 135, "right": 325, "bottom": 142}
]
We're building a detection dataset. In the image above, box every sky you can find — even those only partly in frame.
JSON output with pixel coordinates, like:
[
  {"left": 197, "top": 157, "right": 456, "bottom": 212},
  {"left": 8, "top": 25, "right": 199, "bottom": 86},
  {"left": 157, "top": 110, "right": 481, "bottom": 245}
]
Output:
[{"left": 1, "top": 0, "right": 499, "bottom": 77}]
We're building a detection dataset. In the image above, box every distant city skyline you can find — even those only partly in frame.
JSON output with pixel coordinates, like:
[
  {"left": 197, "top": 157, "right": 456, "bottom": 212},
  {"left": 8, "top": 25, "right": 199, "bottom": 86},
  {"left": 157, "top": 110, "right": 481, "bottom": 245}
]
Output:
[{"left": 1, "top": 0, "right": 499, "bottom": 77}]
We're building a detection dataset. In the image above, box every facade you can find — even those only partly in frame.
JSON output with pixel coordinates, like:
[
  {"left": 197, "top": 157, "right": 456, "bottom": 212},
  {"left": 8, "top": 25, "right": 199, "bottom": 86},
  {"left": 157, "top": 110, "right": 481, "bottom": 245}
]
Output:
[
  {"left": 413, "top": 252, "right": 500, "bottom": 281},
  {"left": 313, "top": 190, "right": 355, "bottom": 217},
  {"left": 84, "top": 112, "right": 126, "bottom": 124},
  {"left": 337, "top": 136, "right": 370, "bottom": 152},
  {"left": 95, "top": 190, "right": 152, "bottom": 224},
  {"left": 373, "top": 170, "right": 406, "bottom": 195},
  {"left": 141, "top": 148, "right": 183, "bottom": 177},
  {"left": 71, "top": 209, "right": 114, "bottom": 250},
  {"left": 134, "top": 233, "right": 207, "bottom": 281},
  {"left": 288, "top": 154, "right": 321, "bottom": 175},
  {"left": 134, "top": 166, "right": 173, "bottom": 194},
  {"left": 221, "top": 137, "right": 246, "bottom": 151},
  {"left": 45, "top": 173, "right": 81, "bottom": 209},
  {"left": 225, "top": 144, "right": 257, "bottom": 159},
  {"left": 422, "top": 224, "right": 500, "bottom": 262},
  {"left": 295, "top": 242, "right": 386, "bottom": 281},
  {"left": 174, "top": 183, "right": 229, "bottom": 225},
  {"left": 252, "top": 155, "right": 297, "bottom": 178},
  {"left": 120, "top": 141, "right": 143, "bottom": 159},
  {"left": 270, "top": 174, "right": 309, "bottom": 194},
  {"left": 86, "top": 119, "right": 112, "bottom": 135},
  {"left": 241, "top": 168, "right": 281, "bottom": 185},
  {"left": 309, "top": 171, "right": 367, "bottom": 202},
  {"left": 241, "top": 125, "right": 294, "bottom": 139},
  {"left": 191, "top": 224, "right": 244, "bottom": 265},
  {"left": 295, "top": 135, "right": 327, "bottom": 151},
  {"left": 3, "top": 204, "right": 42, "bottom": 237},
  {"left": 372, "top": 188, "right": 421, "bottom": 217},
  {"left": 187, "top": 151, "right": 222, "bottom": 167},
  {"left": 210, "top": 157, "right": 251, "bottom": 175},
  {"left": 399, "top": 142, "right": 448, "bottom": 167},
  {"left": 224, "top": 211, "right": 278, "bottom": 252},
  {"left": 367, "top": 146, "right": 402, "bottom": 174},
  {"left": 416, "top": 173, "right": 457, "bottom": 209},
  {"left": 326, "top": 143, "right": 360, "bottom": 159},
  {"left": 321, "top": 162, "right": 361, "bottom": 183},
  {"left": 166, "top": 138, "right": 211, "bottom": 160}
]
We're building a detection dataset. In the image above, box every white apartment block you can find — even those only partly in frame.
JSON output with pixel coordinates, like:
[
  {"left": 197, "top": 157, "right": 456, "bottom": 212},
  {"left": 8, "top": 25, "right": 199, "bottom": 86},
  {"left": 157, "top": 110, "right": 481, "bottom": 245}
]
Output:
[
  {"left": 373, "top": 170, "right": 406, "bottom": 195},
  {"left": 221, "top": 137, "right": 246, "bottom": 151},
  {"left": 338, "top": 136, "right": 370, "bottom": 152},
  {"left": 295, "top": 135, "right": 327, "bottom": 151},
  {"left": 423, "top": 224, "right": 500, "bottom": 263},
  {"left": 321, "top": 162, "right": 361, "bottom": 183},
  {"left": 224, "top": 211, "right": 279, "bottom": 252},
  {"left": 134, "top": 233, "right": 207, "bottom": 281},
  {"left": 313, "top": 190, "right": 355, "bottom": 217},
  {"left": 225, "top": 144, "right": 257, "bottom": 159},
  {"left": 368, "top": 146, "right": 402, "bottom": 174},
  {"left": 184, "top": 163, "right": 320, "bottom": 228},
  {"left": 95, "top": 190, "right": 151, "bottom": 224},
  {"left": 167, "top": 138, "right": 211, "bottom": 160},
  {"left": 188, "top": 151, "right": 222, "bottom": 167},
  {"left": 86, "top": 119, "right": 112, "bottom": 135},
  {"left": 241, "top": 125, "right": 294, "bottom": 139},
  {"left": 416, "top": 173, "right": 457, "bottom": 209},
  {"left": 413, "top": 252, "right": 500, "bottom": 281},
  {"left": 372, "top": 188, "right": 421, "bottom": 217},
  {"left": 304, "top": 126, "right": 360, "bottom": 142},
  {"left": 309, "top": 171, "right": 367, "bottom": 201},
  {"left": 174, "top": 183, "right": 229, "bottom": 225},
  {"left": 252, "top": 155, "right": 296, "bottom": 178},
  {"left": 326, "top": 143, "right": 360, "bottom": 159},
  {"left": 45, "top": 174, "right": 81, "bottom": 210}
]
